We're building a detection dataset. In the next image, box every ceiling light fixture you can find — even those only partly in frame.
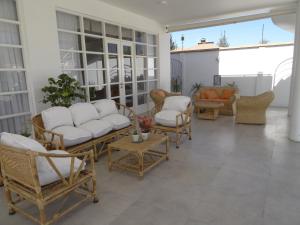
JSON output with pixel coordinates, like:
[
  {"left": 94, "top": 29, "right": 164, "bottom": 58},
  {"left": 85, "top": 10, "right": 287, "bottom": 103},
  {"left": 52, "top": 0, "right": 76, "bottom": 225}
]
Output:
[{"left": 159, "top": 1, "right": 168, "bottom": 5}]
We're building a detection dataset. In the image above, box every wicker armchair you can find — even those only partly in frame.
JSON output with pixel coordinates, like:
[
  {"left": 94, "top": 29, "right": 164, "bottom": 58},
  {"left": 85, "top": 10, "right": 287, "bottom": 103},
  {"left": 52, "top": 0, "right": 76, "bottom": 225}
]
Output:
[
  {"left": 235, "top": 91, "right": 274, "bottom": 124},
  {"left": 152, "top": 95, "right": 192, "bottom": 148},
  {"left": 150, "top": 89, "right": 181, "bottom": 113},
  {"left": 0, "top": 144, "right": 98, "bottom": 225}
]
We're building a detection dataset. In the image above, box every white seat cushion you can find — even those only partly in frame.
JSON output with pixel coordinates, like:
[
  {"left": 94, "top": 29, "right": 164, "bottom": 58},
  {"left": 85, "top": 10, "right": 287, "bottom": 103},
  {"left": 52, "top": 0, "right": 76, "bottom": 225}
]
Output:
[
  {"left": 69, "top": 103, "right": 99, "bottom": 127},
  {"left": 37, "top": 150, "right": 84, "bottom": 186},
  {"left": 79, "top": 120, "right": 112, "bottom": 138},
  {"left": 102, "top": 114, "right": 131, "bottom": 130},
  {"left": 52, "top": 126, "right": 92, "bottom": 147},
  {"left": 93, "top": 99, "right": 119, "bottom": 118},
  {"left": 42, "top": 107, "right": 73, "bottom": 131},
  {"left": 162, "top": 96, "right": 191, "bottom": 112},
  {"left": 155, "top": 110, "right": 189, "bottom": 127},
  {"left": 0, "top": 132, "right": 47, "bottom": 153}
]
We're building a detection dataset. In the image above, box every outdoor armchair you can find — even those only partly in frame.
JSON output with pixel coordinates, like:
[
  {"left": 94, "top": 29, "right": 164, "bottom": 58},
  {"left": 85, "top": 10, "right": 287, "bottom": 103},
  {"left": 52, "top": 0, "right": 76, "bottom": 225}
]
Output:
[
  {"left": 0, "top": 132, "right": 98, "bottom": 225},
  {"left": 235, "top": 91, "right": 274, "bottom": 124}
]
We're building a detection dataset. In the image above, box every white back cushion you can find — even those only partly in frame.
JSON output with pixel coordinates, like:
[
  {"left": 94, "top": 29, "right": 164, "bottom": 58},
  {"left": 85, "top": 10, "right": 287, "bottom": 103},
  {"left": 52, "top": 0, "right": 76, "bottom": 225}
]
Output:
[
  {"left": 93, "top": 99, "right": 119, "bottom": 118},
  {"left": 69, "top": 103, "right": 99, "bottom": 127},
  {"left": 162, "top": 96, "right": 191, "bottom": 112},
  {"left": 42, "top": 106, "right": 73, "bottom": 131},
  {"left": 38, "top": 150, "right": 84, "bottom": 186},
  {"left": 0, "top": 132, "right": 47, "bottom": 153}
]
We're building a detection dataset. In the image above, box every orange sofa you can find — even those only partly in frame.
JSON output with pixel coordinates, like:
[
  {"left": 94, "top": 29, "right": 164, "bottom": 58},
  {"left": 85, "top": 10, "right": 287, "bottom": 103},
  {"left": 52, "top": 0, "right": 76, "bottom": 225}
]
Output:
[{"left": 194, "top": 86, "right": 239, "bottom": 116}]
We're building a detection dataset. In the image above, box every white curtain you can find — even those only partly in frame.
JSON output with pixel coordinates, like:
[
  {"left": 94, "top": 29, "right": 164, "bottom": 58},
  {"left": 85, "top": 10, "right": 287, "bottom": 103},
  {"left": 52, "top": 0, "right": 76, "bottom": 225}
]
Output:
[
  {"left": 56, "top": 11, "right": 80, "bottom": 32},
  {"left": 0, "top": 0, "right": 17, "bottom": 21},
  {"left": 0, "top": 0, "right": 29, "bottom": 134}
]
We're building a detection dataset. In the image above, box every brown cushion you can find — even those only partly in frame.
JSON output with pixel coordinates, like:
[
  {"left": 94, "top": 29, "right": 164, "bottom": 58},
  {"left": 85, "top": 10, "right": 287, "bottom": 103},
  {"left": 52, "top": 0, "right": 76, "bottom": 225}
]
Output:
[
  {"left": 221, "top": 89, "right": 235, "bottom": 99},
  {"left": 204, "top": 90, "right": 219, "bottom": 99}
]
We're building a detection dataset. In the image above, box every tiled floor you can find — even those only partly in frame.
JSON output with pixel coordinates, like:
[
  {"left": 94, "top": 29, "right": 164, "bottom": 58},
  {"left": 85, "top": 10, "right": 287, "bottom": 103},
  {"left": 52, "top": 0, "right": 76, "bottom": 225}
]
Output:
[{"left": 1, "top": 108, "right": 300, "bottom": 225}]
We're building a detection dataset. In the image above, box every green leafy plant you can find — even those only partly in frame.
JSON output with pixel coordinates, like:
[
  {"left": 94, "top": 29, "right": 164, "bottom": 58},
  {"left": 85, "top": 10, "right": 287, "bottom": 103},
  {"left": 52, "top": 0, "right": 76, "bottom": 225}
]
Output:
[
  {"left": 42, "top": 74, "right": 85, "bottom": 107},
  {"left": 225, "top": 81, "right": 238, "bottom": 89},
  {"left": 190, "top": 82, "right": 203, "bottom": 96}
]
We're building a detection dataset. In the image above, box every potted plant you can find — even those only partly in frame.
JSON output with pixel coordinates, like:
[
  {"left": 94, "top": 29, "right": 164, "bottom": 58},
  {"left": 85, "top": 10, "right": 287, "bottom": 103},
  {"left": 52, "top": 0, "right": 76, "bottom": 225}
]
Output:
[
  {"left": 41, "top": 73, "right": 85, "bottom": 107},
  {"left": 137, "top": 115, "right": 153, "bottom": 141},
  {"left": 190, "top": 82, "right": 203, "bottom": 97},
  {"left": 225, "top": 81, "right": 238, "bottom": 89},
  {"left": 131, "top": 129, "right": 141, "bottom": 143}
]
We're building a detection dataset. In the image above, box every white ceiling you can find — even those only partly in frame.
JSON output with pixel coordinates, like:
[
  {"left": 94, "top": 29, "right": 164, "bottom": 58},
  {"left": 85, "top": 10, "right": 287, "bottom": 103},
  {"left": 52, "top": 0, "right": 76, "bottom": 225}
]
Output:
[{"left": 98, "top": 0, "right": 297, "bottom": 26}]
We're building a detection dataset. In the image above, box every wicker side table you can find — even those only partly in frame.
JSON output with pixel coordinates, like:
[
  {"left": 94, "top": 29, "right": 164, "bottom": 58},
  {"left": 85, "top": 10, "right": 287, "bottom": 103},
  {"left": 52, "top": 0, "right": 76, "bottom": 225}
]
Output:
[
  {"left": 195, "top": 101, "right": 224, "bottom": 120},
  {"left": 107, "top": 134, "right": 169, "bottom": 178}
]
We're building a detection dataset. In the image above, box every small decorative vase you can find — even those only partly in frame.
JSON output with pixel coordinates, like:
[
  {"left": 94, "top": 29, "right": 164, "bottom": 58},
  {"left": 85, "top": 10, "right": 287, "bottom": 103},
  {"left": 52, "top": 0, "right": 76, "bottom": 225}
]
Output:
[
  {"left": 142, "top": 132, "right": 150, "bottom": 141},
  {"left": 132, "top": 134, "right": 140, "bottom": 143}
]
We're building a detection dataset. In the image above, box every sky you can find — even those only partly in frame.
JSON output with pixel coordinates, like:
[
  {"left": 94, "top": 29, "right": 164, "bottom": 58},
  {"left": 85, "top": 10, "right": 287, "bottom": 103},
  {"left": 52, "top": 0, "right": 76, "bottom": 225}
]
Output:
[{"left": 171, "top": 18, "right": 294, "bottom": 48}]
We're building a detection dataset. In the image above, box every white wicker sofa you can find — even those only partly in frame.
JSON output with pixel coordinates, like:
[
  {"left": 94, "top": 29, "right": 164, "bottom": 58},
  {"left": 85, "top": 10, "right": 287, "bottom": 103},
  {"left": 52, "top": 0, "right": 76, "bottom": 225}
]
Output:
[{"left": 32, "top": 99, "right": 134, "bottom": 160}]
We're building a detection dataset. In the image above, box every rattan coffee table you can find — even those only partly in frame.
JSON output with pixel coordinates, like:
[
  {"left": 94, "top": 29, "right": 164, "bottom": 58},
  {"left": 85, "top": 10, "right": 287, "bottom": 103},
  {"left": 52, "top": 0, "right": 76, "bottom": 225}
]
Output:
[
  {"left": 107, "top": 134, "right": 169, "bottom": 178},
  {"left": 195, "top": 101, "right": 224, "bottom": 120}
]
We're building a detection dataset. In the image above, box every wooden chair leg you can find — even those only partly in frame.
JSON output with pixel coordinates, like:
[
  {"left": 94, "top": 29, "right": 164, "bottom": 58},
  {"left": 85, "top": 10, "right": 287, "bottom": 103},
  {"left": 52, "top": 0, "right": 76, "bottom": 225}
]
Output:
[
  {"left": 176, "top": 130, "right": 180, "bottom": 149},
  {"left": 92, "top": 179, "right": 99, "bottom": 203},
  {"left": 189, "top": 125, "right": 192, "bottom": 140},
  {"left": 93, "top": 145, "right": 98, "bottom": 162},
  {"left": 37, "top": 201, "right": 46, "bottom": 225},
  {"left": 4, "top": 187, "right": 15, "bottom": 215}
]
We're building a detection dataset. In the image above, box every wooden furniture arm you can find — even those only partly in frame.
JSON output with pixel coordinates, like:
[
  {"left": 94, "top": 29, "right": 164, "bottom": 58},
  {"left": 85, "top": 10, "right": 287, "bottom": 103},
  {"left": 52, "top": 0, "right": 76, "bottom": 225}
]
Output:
[
  {"left": 33, "top": 123, "right": 64, "bottom": 150},
  {"left": 116, "top": 103, "right": 136, "bottom": 122}
]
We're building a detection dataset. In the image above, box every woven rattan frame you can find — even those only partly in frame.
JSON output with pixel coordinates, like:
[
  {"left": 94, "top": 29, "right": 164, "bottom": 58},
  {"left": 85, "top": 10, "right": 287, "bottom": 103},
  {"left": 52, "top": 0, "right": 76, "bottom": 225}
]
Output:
[
  {"left": 32, "top": 103, "right": 135, "bottom": 160},
  {"left": 0, "top": 144, "right": 98, "bottom": 225},
  {"left": 152, "top": 103, "right": 193, "bottom": 148}
]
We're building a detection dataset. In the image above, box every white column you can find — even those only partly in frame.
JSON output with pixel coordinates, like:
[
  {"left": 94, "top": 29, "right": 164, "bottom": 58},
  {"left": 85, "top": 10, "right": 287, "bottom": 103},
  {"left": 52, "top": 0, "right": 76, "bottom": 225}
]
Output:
[{"left": 289, "top": 3, "right": 300, "bottom": 141}]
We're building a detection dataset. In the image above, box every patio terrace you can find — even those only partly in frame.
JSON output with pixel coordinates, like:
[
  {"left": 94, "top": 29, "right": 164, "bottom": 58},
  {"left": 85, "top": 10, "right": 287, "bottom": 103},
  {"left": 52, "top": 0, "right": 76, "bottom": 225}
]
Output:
[{"left": 1, "top": 108, "right": 300, "bottom": 225}]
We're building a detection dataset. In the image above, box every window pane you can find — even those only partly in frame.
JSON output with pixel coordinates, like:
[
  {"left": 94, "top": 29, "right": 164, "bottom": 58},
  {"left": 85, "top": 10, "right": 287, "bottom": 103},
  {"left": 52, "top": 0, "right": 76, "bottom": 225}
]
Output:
[
  {"left": 84, "top": 18, "right": 102, "bottom": 36},
  {"left": 0, "top": 0, "right": 18, "bottom": 21},
  {"left": 0, "top": 47, "right": 23, "bottom": 69},
  {"left": 137, "top": 82, "right": 147, "bottom": 93},
  {"left": 124, "top": 70, "right": 132, "bottom": 82},
  {"left": 0, "top": 115, "right": 31, "bottom": 134},
  {"left": 135, "top": 31, "right": 146, "bottom": 43},
  {"left": 148, "top": 34, "right": 157, "bottom": 45},
  {"left": 110, "top": 70, "right": 119, "bottom": 83},
  {"left": 85, "top": 36, "right": 103, "bottom": 52},
  {"left": 58, "top": 32, "right": 82, "bottom": 50},
  {"left": 124, "top": 57, "right": 132, "bottom": 69},
  {"left": 126, "top": 96, "right": 133, "bottom": 107},
  {"left": 89, "top": 86, "right": 107, "bottom": 101},
  {"left": 109, "top": 55, "right": 118, "bottom": 70},
  {"left": 135, "top": 57, "right": 146, "bottom": 69},
  {"left": 136, "top": 44, "right": 146, "bottom": 56},
  {"left": 148, "top": 46, "right": 157, "bottom": 56},
  {"left": 110, "top": 84, "right": 120, "bottom": 97},
  {"left": 148, "top": 69, "right": 158, "bottom": 80},
  {"left": 56, "top": 11, "right": 80, "bottom": 32},
  {"left": 149, "top": 80, "right": 158, "bottom": 91},
  {"left": 123, "top": 46, "right": 131, "bottom": 55},
  {"left": 0, "top": 22, "right": 20, "bottom": 45},
  {"left": 122, "top": 27, "right": 133, "bottom": 41},
  {"left": 0, "top": 93, "right": 30, "bottom": 116},
  {"left": 136, "top": 69, "right": 147, "bottom": 81},
  {"left": 108, "top": 43, "right": 118, "bottom": 54},
  {"left": 64, "top": 70, "right": 85, "bottom": 86},
  {"left": 0, "top": 71, "right": 27, "bottom": 92},
  {"left": 86, "top": 54, "right": 104, "bottom": 69},
  {"left": 60, "top": 52, "right": 83, "bottom": 69},
  {"left": 138, "top": 94, "right": 147, "bottom": 105},
  {"left": 105, "top": 23, "right": 119, "bottom": 38},
  {"left": 125, "top": 83, "right": 133, "bottom": 95},
  {"left": 148, "top": 57, "right": 157, "bottom": 69},
  {"left": 88, "top": 70, "right": 106, "bottom": 85}
]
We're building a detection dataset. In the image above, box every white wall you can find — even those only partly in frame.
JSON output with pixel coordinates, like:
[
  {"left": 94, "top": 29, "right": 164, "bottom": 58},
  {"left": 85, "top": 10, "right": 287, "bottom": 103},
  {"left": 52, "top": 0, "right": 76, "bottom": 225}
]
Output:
[
  {"left": 172, "top": 44, "right": 293, "bottom": 107},
  {"left": 19, "top": 0, "right": 170, "bottom": 113}
]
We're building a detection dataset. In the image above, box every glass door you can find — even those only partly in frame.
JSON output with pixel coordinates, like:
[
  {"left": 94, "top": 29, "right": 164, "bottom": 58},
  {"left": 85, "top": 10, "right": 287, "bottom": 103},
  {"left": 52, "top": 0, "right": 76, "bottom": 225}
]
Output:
[
  {"left": 107, "top": 39, "right": 122, "bottom": 105},
  {"left": 122, "top": 41, "right": 134, "bottom": 108}
]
